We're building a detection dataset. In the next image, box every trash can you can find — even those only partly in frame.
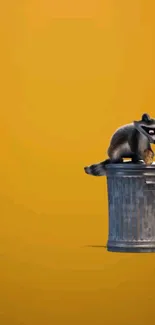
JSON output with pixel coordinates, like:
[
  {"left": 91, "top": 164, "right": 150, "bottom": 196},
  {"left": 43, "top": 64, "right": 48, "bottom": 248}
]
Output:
[{"left": 105, "top": 162, "right": 155, "bottom": 253}]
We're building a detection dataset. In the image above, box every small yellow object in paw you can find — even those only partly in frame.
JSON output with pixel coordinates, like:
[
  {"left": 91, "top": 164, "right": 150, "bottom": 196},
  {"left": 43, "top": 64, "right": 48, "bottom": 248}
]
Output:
[{"left": 143, "top": 149, "right": 154, "bottom": 165}]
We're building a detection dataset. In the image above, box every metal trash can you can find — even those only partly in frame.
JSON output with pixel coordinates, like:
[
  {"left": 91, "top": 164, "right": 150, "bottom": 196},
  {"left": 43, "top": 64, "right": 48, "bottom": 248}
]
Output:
[{"left": 105, "top": 162, "right": 155, "bottom": 253}]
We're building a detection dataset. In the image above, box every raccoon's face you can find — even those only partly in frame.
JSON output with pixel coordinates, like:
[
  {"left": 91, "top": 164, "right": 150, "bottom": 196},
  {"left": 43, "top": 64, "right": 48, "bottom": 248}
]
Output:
[{"left": 134, "top": 113, "right": 155, "bottom": 144}]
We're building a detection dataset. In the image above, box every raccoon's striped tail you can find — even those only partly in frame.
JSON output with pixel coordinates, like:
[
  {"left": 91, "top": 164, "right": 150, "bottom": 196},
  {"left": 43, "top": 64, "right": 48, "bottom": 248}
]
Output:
[{"left": 84, "top": 159, "right": 110, "bottom": 176}]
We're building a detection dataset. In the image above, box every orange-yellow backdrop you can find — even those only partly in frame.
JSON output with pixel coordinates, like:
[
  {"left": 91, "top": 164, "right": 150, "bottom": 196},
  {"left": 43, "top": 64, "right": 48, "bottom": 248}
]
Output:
[{"left": 0, "top": 1, "right": 155, "bottom": 324}]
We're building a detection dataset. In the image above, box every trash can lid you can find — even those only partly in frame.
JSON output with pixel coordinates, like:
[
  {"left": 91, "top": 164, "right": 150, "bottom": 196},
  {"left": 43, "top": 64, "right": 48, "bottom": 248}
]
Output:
[
  {"left": 105, "top": 161, "right": 155, "bottom": 176},
  {"left": 106, "top": 161, "right": 155, "bottom": 170}
]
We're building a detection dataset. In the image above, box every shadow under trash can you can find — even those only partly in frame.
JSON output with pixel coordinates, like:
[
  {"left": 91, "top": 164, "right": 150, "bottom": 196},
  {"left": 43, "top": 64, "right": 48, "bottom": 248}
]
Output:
[{"left": 104, "top": 162, "right": 155, "bottom": 253}]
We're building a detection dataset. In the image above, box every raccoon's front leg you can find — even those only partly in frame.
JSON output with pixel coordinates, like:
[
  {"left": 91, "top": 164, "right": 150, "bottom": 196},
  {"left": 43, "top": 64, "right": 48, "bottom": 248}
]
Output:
[{"left": 131, "top": 154, "right": 142, "bottom": 163}]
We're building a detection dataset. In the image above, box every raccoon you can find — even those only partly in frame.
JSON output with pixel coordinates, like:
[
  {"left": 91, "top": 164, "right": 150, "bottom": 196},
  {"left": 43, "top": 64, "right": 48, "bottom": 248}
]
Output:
[{"left": 84, "top": 113, "right": 155, "bottom": 176}]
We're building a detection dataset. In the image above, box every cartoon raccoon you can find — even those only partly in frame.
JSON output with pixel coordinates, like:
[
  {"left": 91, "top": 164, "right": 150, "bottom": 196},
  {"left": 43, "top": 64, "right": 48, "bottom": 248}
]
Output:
[{"left": 84, "top": 113, "right": 155, "bottom": 176}]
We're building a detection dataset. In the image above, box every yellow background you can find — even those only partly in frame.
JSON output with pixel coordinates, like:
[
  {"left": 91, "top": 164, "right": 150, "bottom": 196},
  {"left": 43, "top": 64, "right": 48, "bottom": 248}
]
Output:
[{"left": 0, "top": 0, "right": 155, "bottom": 324}]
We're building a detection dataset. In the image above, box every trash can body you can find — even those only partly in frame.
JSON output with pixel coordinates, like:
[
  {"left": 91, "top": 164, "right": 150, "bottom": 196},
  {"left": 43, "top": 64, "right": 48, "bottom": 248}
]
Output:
[{"left": 105, "top": 163, "right": 155, "bottom": 252}]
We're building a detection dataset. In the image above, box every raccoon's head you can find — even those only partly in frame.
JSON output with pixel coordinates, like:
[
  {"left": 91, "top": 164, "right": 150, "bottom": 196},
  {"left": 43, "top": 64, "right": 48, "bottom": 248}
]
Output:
[{"left": 134, "top": 113, "right": 155, "bottom": 144}]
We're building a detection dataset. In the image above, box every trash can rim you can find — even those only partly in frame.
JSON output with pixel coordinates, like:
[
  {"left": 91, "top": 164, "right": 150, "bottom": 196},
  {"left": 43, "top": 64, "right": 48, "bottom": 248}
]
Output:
[{"left": 105, "top": 161, "right": 155, "bottom": 170}]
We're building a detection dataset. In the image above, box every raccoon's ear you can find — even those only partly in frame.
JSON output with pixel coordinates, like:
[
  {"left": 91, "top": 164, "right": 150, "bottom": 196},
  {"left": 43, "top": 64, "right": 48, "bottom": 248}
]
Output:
[{"left": 142, "top": 113, "right": 151, "bottom": 122}]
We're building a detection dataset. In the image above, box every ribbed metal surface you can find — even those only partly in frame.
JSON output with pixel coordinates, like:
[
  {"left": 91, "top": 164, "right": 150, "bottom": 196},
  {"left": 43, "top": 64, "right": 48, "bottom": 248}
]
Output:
[{"left": 105, "top": 162, "right": 155, "bottom": 252}]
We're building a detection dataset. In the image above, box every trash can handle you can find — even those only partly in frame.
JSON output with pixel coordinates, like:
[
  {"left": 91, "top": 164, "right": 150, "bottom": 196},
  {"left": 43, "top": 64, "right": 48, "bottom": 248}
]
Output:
[
  {"left": 144, "top": 173, "right": 155, "bottom": 184},
  {"left": 144, "top": 173, "right": 155, "bottom": 176},
  {"left": 145, "top": 180, "right": 155, "bottom": 184}
]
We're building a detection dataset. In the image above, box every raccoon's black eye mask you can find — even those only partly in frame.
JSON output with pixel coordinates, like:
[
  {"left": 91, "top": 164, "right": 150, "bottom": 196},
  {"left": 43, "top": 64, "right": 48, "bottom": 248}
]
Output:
[{"left": 141, "top": 126, "right": 155, "bottom": 135}]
